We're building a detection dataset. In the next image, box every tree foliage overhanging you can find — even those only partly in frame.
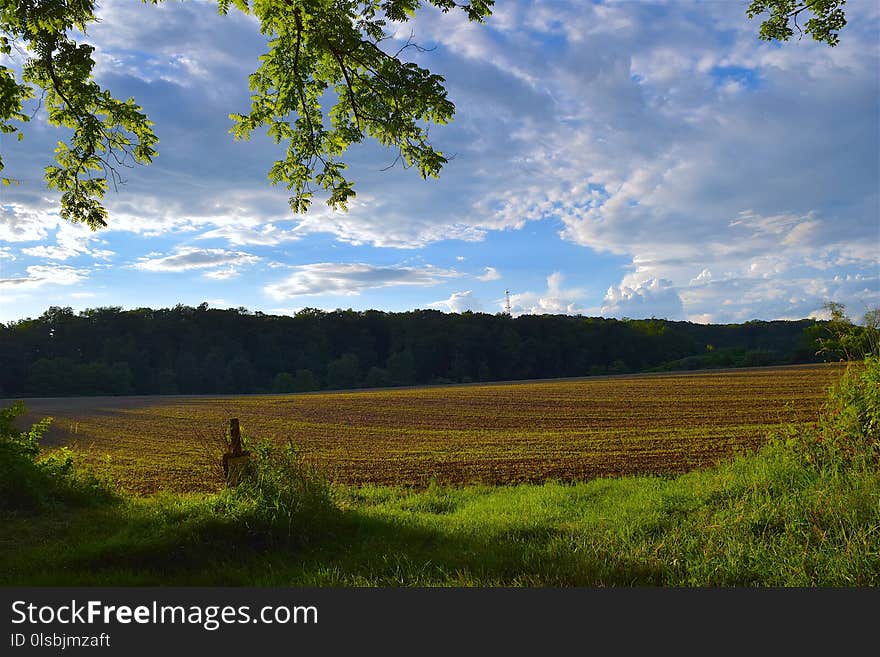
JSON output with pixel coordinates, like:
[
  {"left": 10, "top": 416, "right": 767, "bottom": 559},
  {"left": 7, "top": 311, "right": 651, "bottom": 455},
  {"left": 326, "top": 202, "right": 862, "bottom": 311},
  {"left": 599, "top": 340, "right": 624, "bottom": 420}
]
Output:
[
  {"left": 747, "top": 0, "right": 847, "bottom": 47},
  {"left": 0, "top": 0, "right": 846, "bottom": 229},
  {"left": 1, "top": 0, "right": 493, "bottom": 227},
  {"left": 0, "top": 305, "right": 844, "bottom": 397}
]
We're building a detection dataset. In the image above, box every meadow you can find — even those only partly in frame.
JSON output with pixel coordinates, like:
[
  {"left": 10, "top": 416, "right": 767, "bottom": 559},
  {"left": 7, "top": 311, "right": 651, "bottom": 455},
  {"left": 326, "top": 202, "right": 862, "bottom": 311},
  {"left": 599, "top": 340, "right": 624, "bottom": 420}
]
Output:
[{"left": 17, "top": 364, "right": 844, "bottom": 494}]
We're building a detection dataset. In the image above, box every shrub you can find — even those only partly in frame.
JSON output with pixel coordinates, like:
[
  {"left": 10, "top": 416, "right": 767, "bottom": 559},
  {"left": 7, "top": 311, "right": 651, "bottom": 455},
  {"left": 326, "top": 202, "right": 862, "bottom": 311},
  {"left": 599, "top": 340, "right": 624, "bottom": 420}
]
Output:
[
  {"left": 0, "top": 402, "right": 116, "bottom": 514},
  {"left": 792, "top": 356, "right": 880, "bottom": 471},
  {"left": 216, "top": 438, "right": 337, "bottom": 545}
]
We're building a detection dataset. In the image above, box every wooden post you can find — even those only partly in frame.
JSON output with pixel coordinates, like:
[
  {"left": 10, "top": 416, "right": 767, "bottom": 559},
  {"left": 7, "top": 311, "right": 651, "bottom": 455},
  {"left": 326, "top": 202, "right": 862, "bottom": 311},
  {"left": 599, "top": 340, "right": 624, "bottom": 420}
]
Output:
[
  {"left": 222, "top": 417, "right": 251, "bottom": 486},
  {"left": 229, "top": 418, "right": 242, "bottom": 455}
]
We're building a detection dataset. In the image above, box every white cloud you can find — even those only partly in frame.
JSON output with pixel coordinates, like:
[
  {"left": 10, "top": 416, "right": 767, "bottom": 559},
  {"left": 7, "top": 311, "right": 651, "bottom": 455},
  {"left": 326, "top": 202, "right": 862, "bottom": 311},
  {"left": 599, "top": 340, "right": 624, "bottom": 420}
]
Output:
[
  {"left": 0, "top": 204, "right": 56, "bottom": 243},
  {"left": 202, "top": 267, "right": 241, "bottom": 280},
  {"left": 477, "top": 266, "right": 501, "bottom": 282},
  {"left": 264, "top": 263, "right": 461, "bottom": 300},
  {"left": 428, "top": 290, "right": 483, "bottom": 313},
  {"left": 132, "top": 247, "right": 260, "bottom": 274},
  {"left": 509, "top": 272, "right": 585, "bottom": 316},
  {"left": 600, "top": 276, "right": 685, "bottom": 320},
  {"left": 429, "top": 1, "right": 877, "bottom": 321},
  {"left": 196, "top": 224, "right": 300, "bottom": 246},
  {"left": 266, "top": 306, "right": 311, "bottom": 316},
  {"left": 104, "top": 190, "right": 297, "bottom": 241},
  {"left": 289, "top": 195, "right": 489, "bottom": 249},
  {"left": 21, "top": 245, "right": 81, "bottom": 260},
  {"left": 0, "top": 265, "right": 89, "bottom": 290},
  {"left": 4, "top": 202, "right": 118, "bottom": 261}
]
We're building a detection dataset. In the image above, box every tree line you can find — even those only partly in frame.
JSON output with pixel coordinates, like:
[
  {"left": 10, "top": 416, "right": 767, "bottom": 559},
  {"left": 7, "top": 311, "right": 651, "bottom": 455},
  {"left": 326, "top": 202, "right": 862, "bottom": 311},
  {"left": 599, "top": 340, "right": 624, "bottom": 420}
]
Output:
[{"left": 0, "top": 304, "right": 839, "bottom": 397}]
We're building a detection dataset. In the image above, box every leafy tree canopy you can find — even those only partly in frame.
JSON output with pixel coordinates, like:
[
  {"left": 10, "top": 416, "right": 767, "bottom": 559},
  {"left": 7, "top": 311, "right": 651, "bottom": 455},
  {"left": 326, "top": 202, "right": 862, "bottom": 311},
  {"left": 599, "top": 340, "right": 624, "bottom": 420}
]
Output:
[
  {"left": 747, "top": 0, "right": 847, "bottom": 47},
  {"left": 0, "top": 0, "right": 492, "bottom": 227},
  {"left": 0, "top": 0, "right": 847, "bottom": 230}
]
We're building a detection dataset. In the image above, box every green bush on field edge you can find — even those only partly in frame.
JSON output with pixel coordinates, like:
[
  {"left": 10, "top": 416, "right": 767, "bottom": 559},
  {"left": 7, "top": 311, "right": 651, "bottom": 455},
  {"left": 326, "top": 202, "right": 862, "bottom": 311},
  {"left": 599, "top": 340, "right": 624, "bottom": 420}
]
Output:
[
  {"left": 213, "top": 439, "right": 338, "bottom": 545},
  {"left": 775, "top": 356, "right": 880, "bottom": 472},
  {"left": 0, "top": 401, "right": 116, "bottom": 514}
]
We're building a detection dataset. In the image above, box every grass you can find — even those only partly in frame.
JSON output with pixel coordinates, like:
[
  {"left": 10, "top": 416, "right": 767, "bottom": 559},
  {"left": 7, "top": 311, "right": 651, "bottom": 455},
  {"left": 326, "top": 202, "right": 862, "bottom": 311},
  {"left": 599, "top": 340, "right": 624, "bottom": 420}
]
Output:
[
  {"left": 18, "top": 363, "right": 844, "bottom": 493},
  {"left": 1, "top": 445, "right": 877, "bottom": 586},
  {"left": 1, "top": 360, "right": 876, "bottom": 586}
]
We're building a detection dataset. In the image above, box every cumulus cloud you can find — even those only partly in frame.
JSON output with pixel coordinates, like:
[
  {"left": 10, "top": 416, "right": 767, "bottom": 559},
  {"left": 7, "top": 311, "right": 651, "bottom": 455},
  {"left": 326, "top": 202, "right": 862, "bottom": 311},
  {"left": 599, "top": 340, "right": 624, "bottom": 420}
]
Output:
[
  {"left": 477, "top": 266, "right": 501, "bottom": 282},
  {"left": 677, "top": 271, "right": 880, "bottom": 323},
  {"left": 428, "top": 290, "right": 483, "bottom": 313},
  {"left": 3, "top": 203, "right": 117, "bottom": 262},
  {"left": 0, "top": 204, "right": 56, "bottom": 243},
  {"left": 509, "top": 272, "right": 585, "bottom": 316},
  {"left": 600, "top": 276, "right": 685, "bottom": 320},
  {"left": 289, "top": 195, "right": 489, "bottom": 248},
  {"left": 103, "top": 190, "right": 297, "bottom": 241},
  {"left": 21, "top": 246, "right": 74, "bottom": 260},
  {"left": 426, "top": 1, "right": 877, "bottom": 321},
  {"left": 264, "top": 263, "right": 461, "bottom": 300},
  {"left": 0, "top": 265, "right": 89, "bottom": 289}
]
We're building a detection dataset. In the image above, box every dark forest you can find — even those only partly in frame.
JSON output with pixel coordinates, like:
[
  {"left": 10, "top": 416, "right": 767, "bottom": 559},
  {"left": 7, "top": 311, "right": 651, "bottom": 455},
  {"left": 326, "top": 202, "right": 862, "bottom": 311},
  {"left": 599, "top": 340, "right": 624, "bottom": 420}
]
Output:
[{"left": 0, "top": 304, "right": 826, "bottom": 397}]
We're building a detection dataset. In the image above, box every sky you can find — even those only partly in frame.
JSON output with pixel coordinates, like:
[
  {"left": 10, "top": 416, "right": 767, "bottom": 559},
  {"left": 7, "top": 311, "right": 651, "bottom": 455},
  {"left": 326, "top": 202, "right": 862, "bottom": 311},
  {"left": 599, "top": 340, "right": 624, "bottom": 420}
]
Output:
[{"left": 0, "top": 0, "right": 878, "bottom": 324}]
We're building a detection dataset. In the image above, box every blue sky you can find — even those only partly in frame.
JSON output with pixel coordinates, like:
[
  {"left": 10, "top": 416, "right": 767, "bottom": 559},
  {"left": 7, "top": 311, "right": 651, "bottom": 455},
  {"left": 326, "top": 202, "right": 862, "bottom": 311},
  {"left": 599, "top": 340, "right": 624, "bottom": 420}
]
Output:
[{"left": 0, "top": 0, "right": 877, "bottom": 323}]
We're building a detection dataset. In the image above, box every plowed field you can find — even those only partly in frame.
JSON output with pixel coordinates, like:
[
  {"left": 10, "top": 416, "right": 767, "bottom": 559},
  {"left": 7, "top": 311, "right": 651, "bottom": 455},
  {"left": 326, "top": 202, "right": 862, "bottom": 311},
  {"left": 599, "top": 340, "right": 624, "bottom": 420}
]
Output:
[{"left": 10, "top": 364, "right": 844, "bottom": 494}]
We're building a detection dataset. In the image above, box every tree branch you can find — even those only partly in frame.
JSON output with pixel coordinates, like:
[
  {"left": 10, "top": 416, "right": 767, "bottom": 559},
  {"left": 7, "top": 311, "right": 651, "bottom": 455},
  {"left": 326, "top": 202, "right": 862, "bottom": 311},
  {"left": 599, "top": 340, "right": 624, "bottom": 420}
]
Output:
[{"left": 326, "top": 40, "right": 363, "bottom": 130}]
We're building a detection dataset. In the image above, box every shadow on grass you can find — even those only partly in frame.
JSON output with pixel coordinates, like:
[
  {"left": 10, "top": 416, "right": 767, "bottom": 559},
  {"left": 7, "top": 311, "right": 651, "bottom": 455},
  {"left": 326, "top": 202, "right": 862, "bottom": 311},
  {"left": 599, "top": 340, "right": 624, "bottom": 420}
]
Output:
[
  {"left": 4, "top": 451, "right": 879, "bottom": 586},
  {"left": 0, "top": 493, "right": 669, "bottom": 587}
]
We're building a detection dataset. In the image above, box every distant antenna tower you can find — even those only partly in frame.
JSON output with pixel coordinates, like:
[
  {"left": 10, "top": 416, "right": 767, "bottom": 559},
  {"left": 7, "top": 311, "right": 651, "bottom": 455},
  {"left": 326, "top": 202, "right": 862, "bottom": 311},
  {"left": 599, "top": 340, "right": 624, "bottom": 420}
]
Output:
[{"left": 504, "top": 289, "right": 512, "bottom": 316}]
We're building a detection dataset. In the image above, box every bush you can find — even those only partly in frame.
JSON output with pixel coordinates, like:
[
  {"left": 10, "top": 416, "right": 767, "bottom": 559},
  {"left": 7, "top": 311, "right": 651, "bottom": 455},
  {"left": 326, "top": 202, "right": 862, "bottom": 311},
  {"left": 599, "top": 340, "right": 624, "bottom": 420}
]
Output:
[
  {"left": 0, "top": 402, "right": 116, "bottom": 514},
  {"left": 787, "top": 356, "right": 880, "bottom": 471},
  {"left": 216, "top": 438, "right": 337, "bottom": 545}
]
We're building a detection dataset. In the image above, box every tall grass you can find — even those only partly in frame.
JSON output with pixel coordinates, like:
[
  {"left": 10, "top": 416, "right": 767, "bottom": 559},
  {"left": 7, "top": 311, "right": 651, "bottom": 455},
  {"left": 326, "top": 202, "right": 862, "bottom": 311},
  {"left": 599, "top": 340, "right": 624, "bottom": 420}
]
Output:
[{"left": 213, "top": 440, "right": 339, "bottom": 546}]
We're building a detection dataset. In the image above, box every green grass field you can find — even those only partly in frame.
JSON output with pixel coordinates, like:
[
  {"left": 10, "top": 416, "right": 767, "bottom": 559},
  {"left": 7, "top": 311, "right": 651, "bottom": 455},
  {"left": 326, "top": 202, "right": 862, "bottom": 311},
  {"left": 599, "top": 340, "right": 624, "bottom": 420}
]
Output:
[{"left": 2, "top": 443, "right": 877, "bottom": 586}]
